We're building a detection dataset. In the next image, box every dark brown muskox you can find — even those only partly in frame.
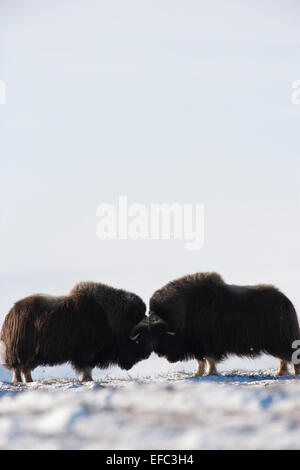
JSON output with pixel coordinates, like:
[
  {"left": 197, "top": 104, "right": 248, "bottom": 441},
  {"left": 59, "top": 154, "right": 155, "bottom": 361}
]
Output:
[
  {"left": 149, "top": 272, "right": 300, "bottom": 376},
  {"left": 0, "top": 281, "right": 152, "bottom": 383}
]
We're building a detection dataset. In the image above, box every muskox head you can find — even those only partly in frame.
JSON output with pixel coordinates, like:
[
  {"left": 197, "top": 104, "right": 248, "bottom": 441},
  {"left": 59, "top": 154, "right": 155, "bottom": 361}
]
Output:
[
  {"left": 115, "top": 296, "right": 152, "bottom": 370},
  {"left": 148, "top": 313, "right": 179, "bottom": 362},
  {"left": 149, "top": 295, "right": 187, "bottom": 363}
]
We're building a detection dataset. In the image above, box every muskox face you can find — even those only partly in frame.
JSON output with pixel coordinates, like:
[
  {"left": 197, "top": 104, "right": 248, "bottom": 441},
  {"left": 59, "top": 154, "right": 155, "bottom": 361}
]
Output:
[
  {"left": 149, "top": 313, "right": 184, "bottom": 363},
  {"left": 116, "top": 302, "right": 153, "bottom": 370}
]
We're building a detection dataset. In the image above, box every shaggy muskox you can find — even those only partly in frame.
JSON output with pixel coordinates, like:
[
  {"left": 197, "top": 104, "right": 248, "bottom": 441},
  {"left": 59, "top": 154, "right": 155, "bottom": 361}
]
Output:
[
  {"left": 149, "top": 272, "right": 300, "bottom": 376},
  {"left": 0, "top": 282, "right": 152, "bottom": 382}
]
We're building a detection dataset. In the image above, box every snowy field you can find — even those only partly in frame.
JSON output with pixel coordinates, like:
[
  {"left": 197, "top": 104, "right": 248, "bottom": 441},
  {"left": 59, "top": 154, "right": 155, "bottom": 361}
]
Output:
[
  {"left": 1, "top": 367, "right": 300, "bottom": 450},
  {"left": 1, "top": 275, "right": 300, "bottom": 450}
]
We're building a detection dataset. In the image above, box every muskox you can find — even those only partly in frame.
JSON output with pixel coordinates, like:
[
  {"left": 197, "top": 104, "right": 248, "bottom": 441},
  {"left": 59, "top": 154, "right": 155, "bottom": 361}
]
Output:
[
  {"left": 149, "top": 272, "right": 300, "bottom": 376},
  {"left": 0, "top": 281, "right": 152, "bottom": 382}
]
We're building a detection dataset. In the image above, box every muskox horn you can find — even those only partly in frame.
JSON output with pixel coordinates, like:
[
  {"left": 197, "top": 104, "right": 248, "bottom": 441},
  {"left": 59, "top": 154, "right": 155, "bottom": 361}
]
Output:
[
  {"left": 137, "top": 316, "right": 150, "bottom": 327},
  {"left": 129, "top": 316, "right": 149, "bottom": 340},
  {"left": 130, "top": 332, "right": 140, "bottom": 341},
  {"left": 149, "top": 314, "right": 167, "bottom": 327}
]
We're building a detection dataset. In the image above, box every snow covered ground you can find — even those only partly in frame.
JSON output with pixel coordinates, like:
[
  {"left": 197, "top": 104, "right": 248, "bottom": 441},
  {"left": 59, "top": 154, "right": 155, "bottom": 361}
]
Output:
[
  {"left": 1, "top": 273, "right": 300, "bottom": 450},
  {"left": 1, "top": 367, "right": 300, "bottom": 450}
]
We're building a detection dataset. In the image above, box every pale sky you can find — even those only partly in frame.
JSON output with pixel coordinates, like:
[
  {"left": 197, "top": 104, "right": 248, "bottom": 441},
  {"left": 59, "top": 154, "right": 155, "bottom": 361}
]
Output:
[{"left": 0, "top": 0, "right": 299, "bottom": 377}]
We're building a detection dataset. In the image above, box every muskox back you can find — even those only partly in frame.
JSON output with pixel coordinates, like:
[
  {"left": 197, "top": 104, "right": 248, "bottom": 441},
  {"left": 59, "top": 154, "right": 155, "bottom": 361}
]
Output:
[
  {"left": 1, "top": 295, "right": 67, "bottom": 370},
  {"left": 222, "top": 284, "right": 299, "bottom": 357},
  {"left": 1, "top": 292, "right": 105, "bottom": 370},
  {"left": 149, "top": 272, "right": 300, "bottom": 376},
  {"left": 1, "top": 282, "right": 152, "bottom": 382}
]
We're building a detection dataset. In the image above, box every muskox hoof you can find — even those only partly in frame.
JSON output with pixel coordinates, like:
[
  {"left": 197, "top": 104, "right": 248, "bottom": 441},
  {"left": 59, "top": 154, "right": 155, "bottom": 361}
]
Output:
[
  {"left": 276, "top": 370, "right": 289, "bottom": 377},
  {"left": 193, "top": 359, "right": 206, "bottom": 377},
  {"left": 22, "top": 369, "right": 33, "bottom": 383},
  {"left": 193, "top": 359, "right": 219, "bottom": 377},
  {"left": 12, "top": 368, "right": 22, "bottom": 383},
  {"left": 77, "top": 367, "right": 93, "bottom": 382},
  {"left": 293, "top": 364, "right": 300, "bottom": 376},
  {"left": 276, "top": 360, "right": 290, "bottom": 377},
  {"left": 204, "top": 358, "right": 218, "bottom": 376}
]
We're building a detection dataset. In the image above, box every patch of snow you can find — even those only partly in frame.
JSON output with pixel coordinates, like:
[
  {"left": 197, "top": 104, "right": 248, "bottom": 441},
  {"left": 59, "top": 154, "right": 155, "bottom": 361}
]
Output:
[
  {"left": 0, "top": 365, "right": 10, "bottom": 382},
  {"left": 0, "top": 370, "right": 300, "bottom": 449}
]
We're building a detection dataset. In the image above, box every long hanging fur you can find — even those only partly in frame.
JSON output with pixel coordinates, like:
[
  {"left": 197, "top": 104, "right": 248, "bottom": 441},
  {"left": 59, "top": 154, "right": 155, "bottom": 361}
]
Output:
[
  {"left": 0, "top": 282, "right": 152, "bottom": 375},
  {"left": 149, "top": 272, "right": 300, "bottom": 367}
]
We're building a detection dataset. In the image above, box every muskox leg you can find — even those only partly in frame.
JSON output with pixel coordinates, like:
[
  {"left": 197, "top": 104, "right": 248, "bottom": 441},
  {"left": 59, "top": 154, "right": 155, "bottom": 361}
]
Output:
[
  {"left": 293, "top": 363, "right": 300, "bottom": 375},
  {"left": 276, "top": 359, "right": 290, "bottom": 376},
  {"left": 193, "top": 359, "right": 206, "bottom": 377},
  {"left": 205, "top": 357, "right": 218, "bottom": 376},
  {"left": 77, "top": 367, "right": 93, "bottom": 382},
  {"left": 22, "top": 369, "right": 33, "bottom": 383},
  {"left": 12, "top": 368, "right": 22, "bottom": 383}
]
